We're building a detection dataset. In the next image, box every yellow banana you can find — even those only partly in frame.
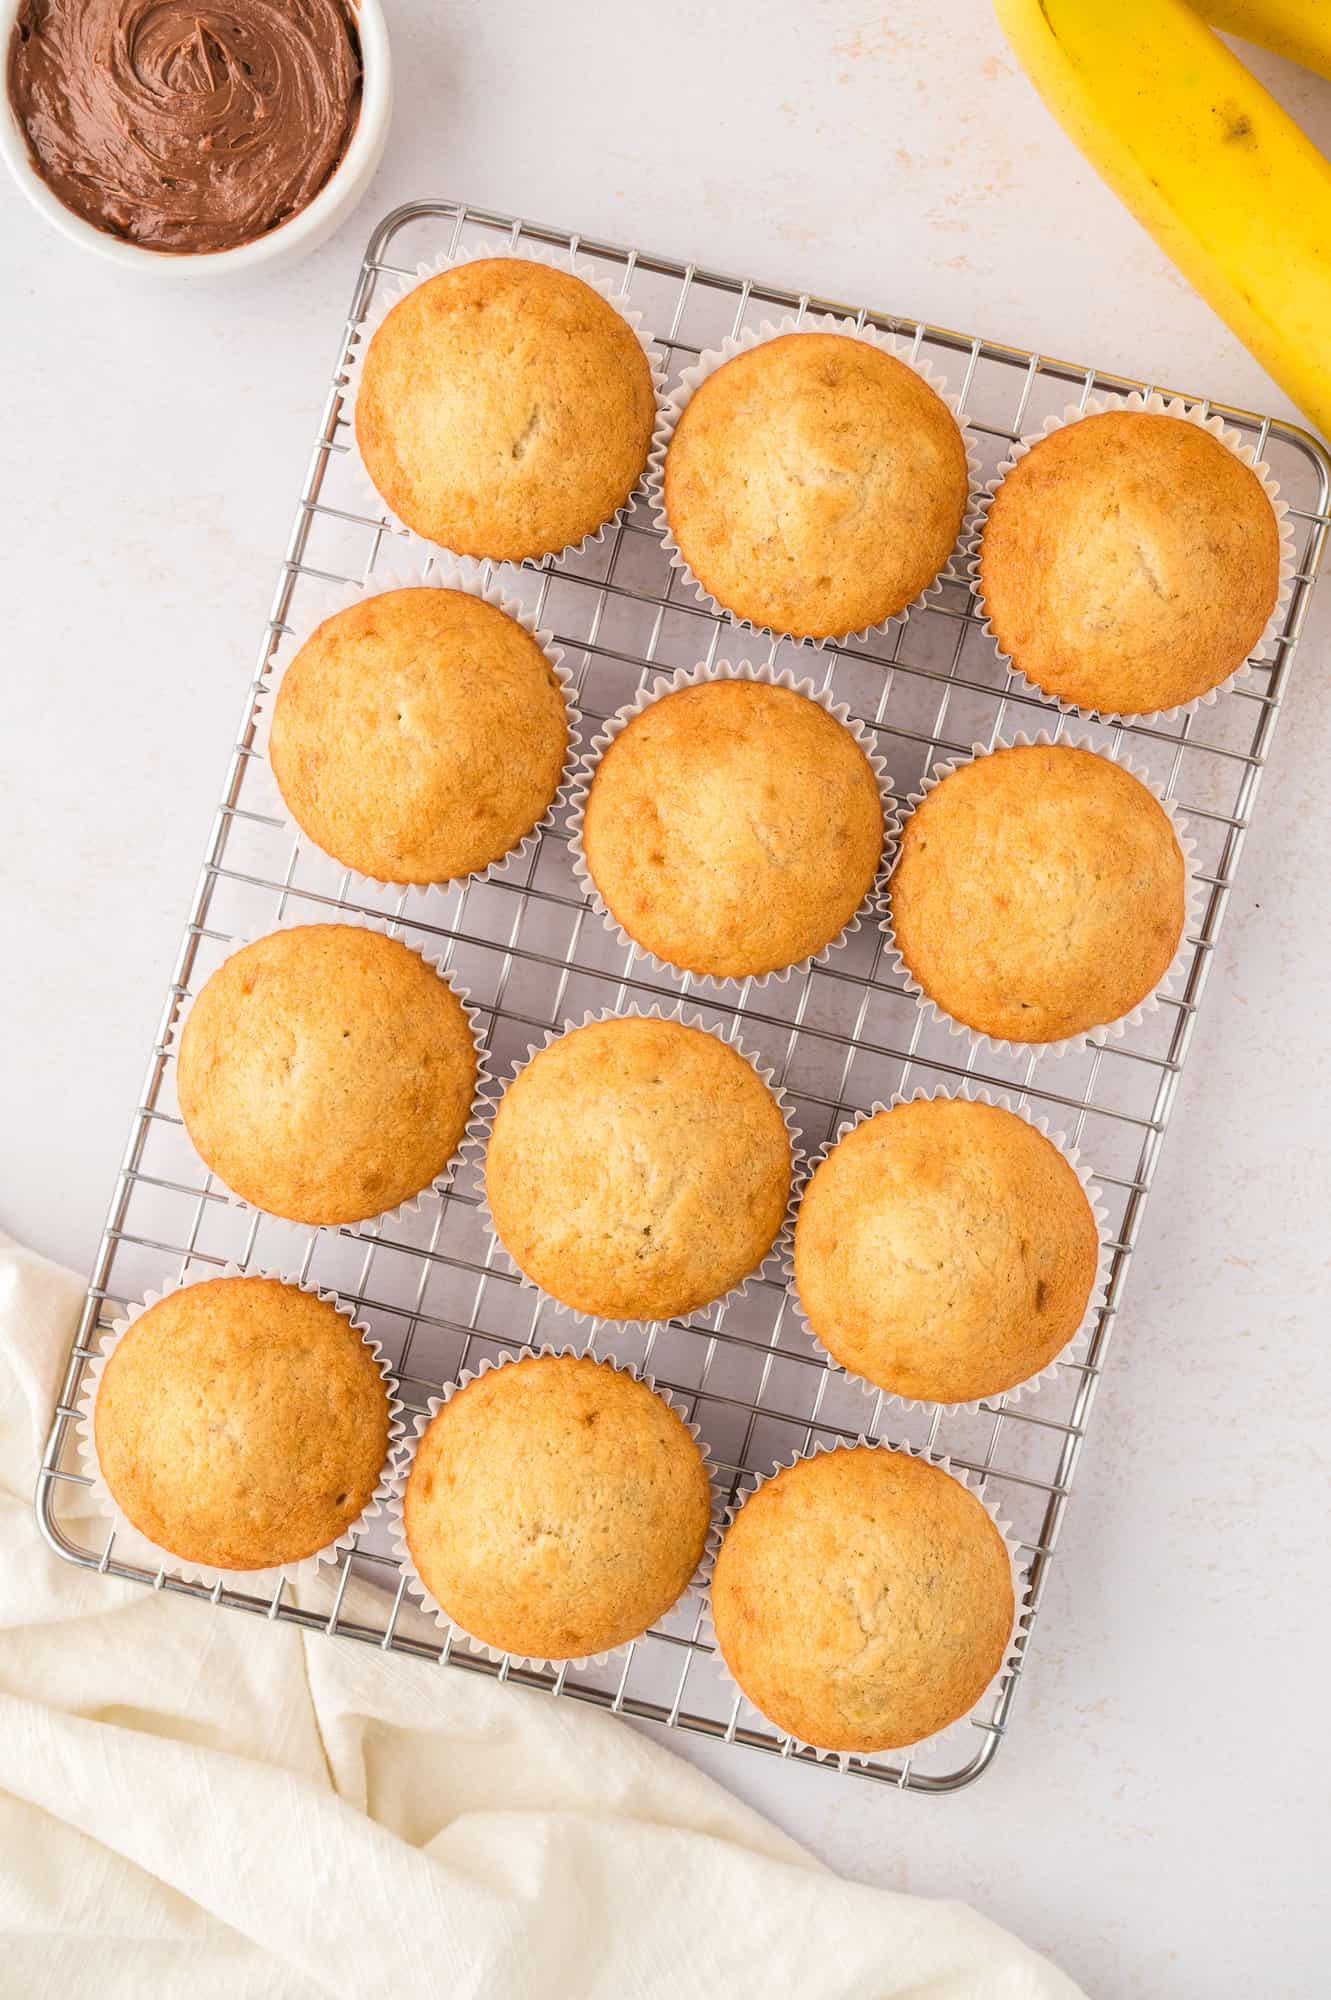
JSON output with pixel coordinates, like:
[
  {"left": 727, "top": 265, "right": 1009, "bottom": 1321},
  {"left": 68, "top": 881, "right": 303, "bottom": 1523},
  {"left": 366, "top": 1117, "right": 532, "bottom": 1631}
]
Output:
[
  {"left": 993, "top": 0, "right": 1331, "bottom": 438},
  {"left": 1198, "top": 0, "right": 1331, "bottom": 83}
]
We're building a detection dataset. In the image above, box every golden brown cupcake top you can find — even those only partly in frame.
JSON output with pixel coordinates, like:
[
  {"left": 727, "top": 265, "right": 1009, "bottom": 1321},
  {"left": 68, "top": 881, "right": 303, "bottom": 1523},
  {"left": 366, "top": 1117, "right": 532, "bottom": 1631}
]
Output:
[
  {"left": 177, "top": 925, "right": 478, "bottom": 1225},
  {"left": 269, "top": 586, "right": 570, "bottom": 885},
  {"left": 580, "top": 679, "right": 884, "bottom": 980},
  {"left": 663, "top": 331, "right": 970, "bottom": 639},
  {"left": 94, "top": 1276, "right": 391, "bottom": 1571},
  {"left": 355, "top": 259, "right": 657, "bottom": 561},
  {"left": 794, "top": 1098, "right": 1100, "bottom": 1404},
  {"left": 978, "top": 410, "right": 1281, "bottom": 716},
  {"left": 888, "top": 743, "right": 1186, "bottom": 1044},
  {"left": 403, "top": 1353, "right": 711, "bottom": 1659},
  {"left": 711, "top": 1447, "right": 1014, "bottom": 1753},
  {"left": 484, "top": 1016, "right": 792, "bottom": 1322}
]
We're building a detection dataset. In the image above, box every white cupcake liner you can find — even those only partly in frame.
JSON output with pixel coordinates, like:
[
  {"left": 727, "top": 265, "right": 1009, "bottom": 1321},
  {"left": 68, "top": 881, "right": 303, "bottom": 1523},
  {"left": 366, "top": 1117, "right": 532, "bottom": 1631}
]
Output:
[
  {"left": 567, "top": 658, "right": 900, "bottom": 992},
  {"left": 703, "top": 1436, "right": 1029, "bottom": 1769},
  {"left": 248, "top": 561, "right": 581, "bottom": 898},
  {"left": 344, "top": 239, "right": 667, "bottom": 568},
  {"left": 646, "top": 312, "right": 981, "bottom": 651},
  {"left": 966, "top": 391, "right": 1298, "bottom": 726},
  {"left": 169, "top": 910, "right": 492, "bottom": 1235},
  {"left": 75, "top": 1265, "right": 405, "bottom": 1597},
  {"left": 387, "top": 1343, "right": 725, "bottom": 1673},
  {"left": 470, "top": 1003, "right": 804, "bottom": 1334},
  {"left": 880, "top": 731, "right": 1202, "bottom": 1061},
  {"left": 785, "top": 1084, "right": 1112, "bottom": 1416}
]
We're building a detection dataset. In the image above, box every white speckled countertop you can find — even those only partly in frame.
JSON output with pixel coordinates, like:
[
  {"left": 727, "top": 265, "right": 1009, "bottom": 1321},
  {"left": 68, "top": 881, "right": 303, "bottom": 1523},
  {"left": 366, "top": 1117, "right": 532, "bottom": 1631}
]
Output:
[{"left": 3, "top": 3, "right": 1329, "bottom": 1991}]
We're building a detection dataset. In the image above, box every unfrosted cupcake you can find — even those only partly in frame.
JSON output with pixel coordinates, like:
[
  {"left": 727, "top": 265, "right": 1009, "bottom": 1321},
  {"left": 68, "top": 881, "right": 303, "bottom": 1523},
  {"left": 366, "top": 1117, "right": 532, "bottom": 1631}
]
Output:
[
  {"left": 579, "top": 678, "right": 884, "bottom": 979},
  {"left": 710, "top": 1447, "right": 1014, "bottom": 1754},
  {"left": 484, "top": 1016, "right": 792, "bottom": 1321},
  {"left": 663, "top": 331, "right": 969, "bottom": 638},
  {"left": 402, "top": 1353, "right": 711, "bottom": 1659},
  {"left": 269, "top": 586, "right": 570, "bottom": 884},
  {"left": 887, "top": 743, "right": 1187, "bottom": 1044},
  {"left": 355, "top": 259, "right": 657, "bottom": 560},
  {"left": 93, "top": 1276, "right": 392, "bottom": 1572},
  {"left": 177, "top": 926, "right": 479, "bottom": 1224},
  {"left": 978, "top": 409, "right": 1282, "bottom": 715},
  {"left": 793, "top": 1098, "right": 1100, "bottom": 1403}
]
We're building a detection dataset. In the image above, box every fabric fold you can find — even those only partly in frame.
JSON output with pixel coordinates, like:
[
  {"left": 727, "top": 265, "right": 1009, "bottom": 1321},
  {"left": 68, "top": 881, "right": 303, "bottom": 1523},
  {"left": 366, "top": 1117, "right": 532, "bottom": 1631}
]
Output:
[{"left": 0, "top": 1234, "right": 1083, "bottom": 2000}]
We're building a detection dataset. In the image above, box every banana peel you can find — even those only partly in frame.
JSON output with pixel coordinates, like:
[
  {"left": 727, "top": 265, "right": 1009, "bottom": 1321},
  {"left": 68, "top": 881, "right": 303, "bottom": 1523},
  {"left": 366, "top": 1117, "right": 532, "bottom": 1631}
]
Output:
[
  {"left": 1199, "top": 0, "right": 1331, "bottom": 83},
  {"left": 993, "top": 0, "right": 1331, "bottom": 437}
]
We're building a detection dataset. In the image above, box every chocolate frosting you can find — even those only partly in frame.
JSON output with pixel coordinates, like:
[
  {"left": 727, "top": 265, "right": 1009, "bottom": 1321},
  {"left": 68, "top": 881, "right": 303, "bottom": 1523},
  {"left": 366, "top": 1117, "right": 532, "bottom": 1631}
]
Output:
[{"left": 7, "top": 0, "right": 362, "bottom": 255}]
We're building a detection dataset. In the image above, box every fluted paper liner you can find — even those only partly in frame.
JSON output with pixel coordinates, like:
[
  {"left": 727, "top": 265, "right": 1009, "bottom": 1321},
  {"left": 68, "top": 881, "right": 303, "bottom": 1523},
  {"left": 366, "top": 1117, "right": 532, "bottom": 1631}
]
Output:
[
  {"left": 567, "top": 658, "right": 899, "bottom": 991},
  {"left": 75, "top": 1265, "right": 404, "bottom": 1598},
  {"left": 343, "top": 239, "right": 667, "bottom": 567},
  {"left": 387, "top": 1344, "right": 725, "bottom": 1674},
  {"left": 966, "top": 391, "right": 1298, "bottom": 726},
  {"left": 646, "top": 312, "right": 981, "bottom": 650},
  {"left": 702, "top": 1436, "right": 1029, "bottom": 1770},
  {"left": 785, "top": 1084, "right": 1112, "bottom": 1416},
  {"left": 470, "top": 1003, "right": 804, "bottom": 1333},
  {"left": 249, "top": 560, "right": 580, "bottom": 897},
  {"left": 167, "top": 909, "right": 492, "bottom": 1234},
  {"left": 880, "top": 731, "right": 1202, "bottom": 1061}
]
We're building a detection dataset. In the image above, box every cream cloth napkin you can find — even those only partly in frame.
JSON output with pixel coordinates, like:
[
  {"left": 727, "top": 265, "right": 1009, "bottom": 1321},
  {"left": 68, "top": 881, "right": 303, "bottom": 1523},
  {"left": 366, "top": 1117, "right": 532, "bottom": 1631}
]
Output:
[{"left": 0, "top": 1236, "right": 1082, "bottom": 1998}]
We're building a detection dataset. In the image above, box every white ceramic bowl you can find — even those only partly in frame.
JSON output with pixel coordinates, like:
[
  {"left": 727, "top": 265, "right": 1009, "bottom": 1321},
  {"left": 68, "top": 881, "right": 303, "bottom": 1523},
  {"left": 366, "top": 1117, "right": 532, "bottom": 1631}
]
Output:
[{"left": 0, "top": 0, "right": 391, "bottom": 277}]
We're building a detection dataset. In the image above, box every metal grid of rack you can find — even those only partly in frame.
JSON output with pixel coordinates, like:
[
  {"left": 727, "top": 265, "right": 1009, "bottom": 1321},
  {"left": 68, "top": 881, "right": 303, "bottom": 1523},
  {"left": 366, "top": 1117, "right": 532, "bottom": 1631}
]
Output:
[{"left": 36, "top": 198, "right": 1331, "bottom": 1792}]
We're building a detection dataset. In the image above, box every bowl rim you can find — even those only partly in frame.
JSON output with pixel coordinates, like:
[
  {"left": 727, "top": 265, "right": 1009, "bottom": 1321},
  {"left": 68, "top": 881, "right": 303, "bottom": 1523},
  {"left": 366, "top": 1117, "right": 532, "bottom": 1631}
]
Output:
[{"left": 0, "top": 0, "right": 391, "bottom": 274}]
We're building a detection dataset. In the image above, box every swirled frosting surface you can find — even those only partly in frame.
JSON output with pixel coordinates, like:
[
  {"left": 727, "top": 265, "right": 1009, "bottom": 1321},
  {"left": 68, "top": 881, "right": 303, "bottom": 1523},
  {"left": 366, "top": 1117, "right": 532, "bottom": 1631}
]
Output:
[{"left": 7, "top": 0, "right": 362, "bottom": 254}]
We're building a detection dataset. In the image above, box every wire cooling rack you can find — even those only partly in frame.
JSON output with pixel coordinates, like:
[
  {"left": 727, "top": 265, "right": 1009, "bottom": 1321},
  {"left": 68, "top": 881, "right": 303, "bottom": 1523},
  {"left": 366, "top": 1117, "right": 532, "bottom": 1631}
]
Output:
[{"left": 37, "top": 198, "right": 1331, "bottom": 1793}]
